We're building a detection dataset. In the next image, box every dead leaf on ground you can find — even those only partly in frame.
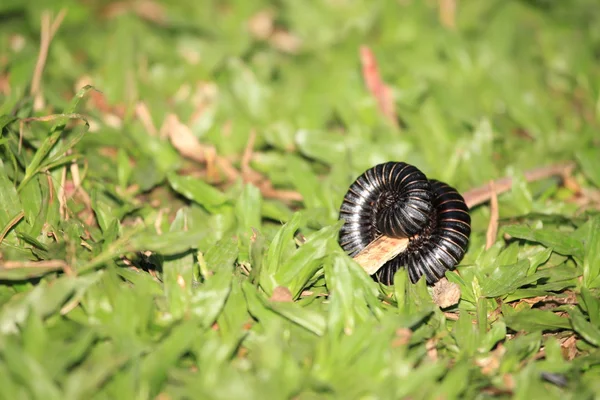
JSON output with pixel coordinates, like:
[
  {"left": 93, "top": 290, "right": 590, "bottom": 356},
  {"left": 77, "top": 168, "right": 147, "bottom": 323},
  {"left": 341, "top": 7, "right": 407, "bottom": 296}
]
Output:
[
  {"left": 163, "top": 113, "right": 211, "bottom": 164},
  {"left": 270, "top": 286, "right": 293, "bottom": 302},
  {"left": 431, "top": 277, "right": 461, "bottom": 309},
  {"left": 392, "top": 328, "right": 412, "bottom": 347},
  {"left": 248, "top": 9, "right": 275, "bottom": 40},
  {"left": 560, "top": 335, "right": 578, "bottom": 360},
  {"left": 476, "top": 343, "right": 506, "bottom": 375}
]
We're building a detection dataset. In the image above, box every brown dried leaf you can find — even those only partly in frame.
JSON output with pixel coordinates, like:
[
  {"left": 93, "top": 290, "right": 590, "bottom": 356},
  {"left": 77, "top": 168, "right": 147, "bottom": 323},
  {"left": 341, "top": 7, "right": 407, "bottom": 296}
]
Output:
[
  {"left": 269, "top": 30, "right": 302, "bottom": 54},
  {"left": 431, "top": 277, "right": 461, "bottom": 309},
  {"left": 248, "top": 9, "right": 275, "bottom": 40},
  {"left": 426, "top": 338, "right": 438, "bottom": 361},
  {"left": 392, "top": 328, "right": 412, "bottom": 347},
  {"left": 560, "top": 335, "right": 578, "bottom": 361},
  {"left": 163, "top": 113, "right": 209, "bottom": 163},
  {"left": 270, "top": 286, "right": 293, "bottom": 302},
  {"left": 476, "top": 344, "right": 506, "bottom": 375}
]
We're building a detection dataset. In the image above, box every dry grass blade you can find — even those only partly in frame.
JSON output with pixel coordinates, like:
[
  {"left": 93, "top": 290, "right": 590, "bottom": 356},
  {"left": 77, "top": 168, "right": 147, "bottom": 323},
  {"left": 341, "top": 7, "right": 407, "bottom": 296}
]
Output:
[
  {"left": 439, "top": 0, "right": 457, "bottom": 29},
  {"left": 485, "top": 180, "right": 499, "bottom": 250},
  {"left": 0, "top": 259, "right": 73, "bottom": 276},
  {"left": 31, "top": 9, "right": 67, "bottom": 110},
  {"left": 136, "top": 102, "right": 158, "bottom": 136},
  {"left": 0, "top": 211, "right": 25, "bottom": 246},
  {"left": 359, "top": 46, "right": 398, "bottom": 128}
]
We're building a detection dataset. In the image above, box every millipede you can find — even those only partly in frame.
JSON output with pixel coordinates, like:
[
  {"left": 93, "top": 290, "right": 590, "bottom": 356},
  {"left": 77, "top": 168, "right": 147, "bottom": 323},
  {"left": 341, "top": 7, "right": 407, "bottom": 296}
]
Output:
[{"left": 338, "top": 162, "right": 471, "bottom": 285}]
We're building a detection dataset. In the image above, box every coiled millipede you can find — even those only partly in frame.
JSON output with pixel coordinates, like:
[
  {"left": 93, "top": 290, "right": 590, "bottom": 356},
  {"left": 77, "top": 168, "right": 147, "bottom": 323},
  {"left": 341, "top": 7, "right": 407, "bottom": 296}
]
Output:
[{"left": 338, "top": 162, "right": 471, "bottom": 285}]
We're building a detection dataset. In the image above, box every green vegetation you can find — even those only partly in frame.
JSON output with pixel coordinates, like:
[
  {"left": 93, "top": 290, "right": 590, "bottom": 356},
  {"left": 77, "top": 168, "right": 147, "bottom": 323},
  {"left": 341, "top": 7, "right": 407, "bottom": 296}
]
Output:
[{"left": 1, "top": 0, "right": 600, "bottom": 398}]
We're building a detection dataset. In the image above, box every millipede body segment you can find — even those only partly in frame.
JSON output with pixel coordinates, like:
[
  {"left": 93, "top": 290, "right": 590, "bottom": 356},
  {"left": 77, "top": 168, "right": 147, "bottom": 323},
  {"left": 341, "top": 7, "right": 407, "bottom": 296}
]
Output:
[{"left": 338, "top": 162, "right": 471, "bottom": 285}]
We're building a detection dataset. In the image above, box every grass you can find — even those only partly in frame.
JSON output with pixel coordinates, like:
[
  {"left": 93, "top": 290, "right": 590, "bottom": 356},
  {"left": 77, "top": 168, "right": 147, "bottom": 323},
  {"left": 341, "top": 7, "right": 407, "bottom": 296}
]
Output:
[{"left": 1, "top": 0, "right": 600, "bottom": 399}]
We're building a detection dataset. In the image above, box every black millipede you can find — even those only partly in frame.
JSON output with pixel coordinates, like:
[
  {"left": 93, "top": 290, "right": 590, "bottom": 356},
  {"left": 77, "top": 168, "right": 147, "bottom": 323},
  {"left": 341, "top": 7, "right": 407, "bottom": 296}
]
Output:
[{"left": 338, "top": 162, "right": 471, "bottom": 285}]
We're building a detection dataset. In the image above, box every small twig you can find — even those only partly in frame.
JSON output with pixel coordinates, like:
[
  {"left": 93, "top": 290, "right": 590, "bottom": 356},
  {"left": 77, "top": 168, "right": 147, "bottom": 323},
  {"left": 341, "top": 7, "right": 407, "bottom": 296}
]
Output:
[
  {"left": 58, "top": 165, "right": 68, "bottom": 220},
  {"left": 464, "top": 161, "right": 575, "bottom": 209},
  {"left": 69, "top": 160, "right": 93, "bottom": 214},
  {"left": 352, "top": 161, "right": 575, "bottom": 276},
  {"left": 485, "top": 180, "right": 499, "bottom": 250},
  {"left": 1, "top": 259, "right": 73, "bottom": 276}
]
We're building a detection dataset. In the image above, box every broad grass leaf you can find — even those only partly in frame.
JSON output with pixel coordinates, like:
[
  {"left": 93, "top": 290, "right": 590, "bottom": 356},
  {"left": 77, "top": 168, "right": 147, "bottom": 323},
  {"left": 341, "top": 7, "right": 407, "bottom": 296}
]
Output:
[
  {"left": 241, "top": 279, "right": 326, "bottom": 335},
  {"left": 18, "top": 175, "right": 42, "bottom": 230},
  {"left": 582, "top": 215, "right": 600, "bottom": 288},
  {"left": 432, "top": 360, "right": 471, "bottom": 400},
  {"left": 0, "top": 158, "right": 24, "bottom": 240},
  {"left": 90, "top": 189, "right": 116, "bottom": 234},
  {"left": 19, "top": 86, "right": 94, "bottom": 190},
  {"left": 191, "top": 237, "right": 237, "bottom": 328},
  {"left": 0, "top": 276, "right": 79, "bottom": 334},
  {"left": 129, "top": 228, "right": 207, "bottom": 255},
  {"left": 394, "top": 267, "right": 436, "bottom": 316},
  {"left": 323, "top": 252, "right": 381, "bottom": 335},
  {"left": 295, "top": 129, "right": 346, "bottom": 166},
  {"left": 452, "top": 308, "right": 480, "bottom": 356},
  {"left": 500, "top": 332, "right": 542, "bottom": 372},
  {"left": 0, "top": 114, "right": 17, "bottom": 130},
  {"left": 167, "top": 172, "right": 229, "bottom": 211},
  {"left": 504, "top": 224, "right": 584, "bottom": 258},
  {"left": 504, "top": 264, "right": 580, "bottom": 302},
  {"left": 285, "top": 154, "right": 335, "bottom": 215},
  {"left": 204, "top": 235, "right": 239, "bottom": 274},
  {"left": 214, "top": 280, "right": 252, "bottom": 347},
  {"left": 1, "top": 340, "right": 63, "bottom": 400},
  {"left": 394, "top": 362, "right": 447, "bottom": 399},
  {"left": 226, "top": 58, "right": 271, "bottom": 121},
  {"left": 128, "top": 127, "right": 181, "bottom": 176},
  {"left": 275, "top": 221, "right": 342, "bottom": 298},
  {"left": 63, "top": 342, "right": 131, "bottom": 400},
  {"left": 577, "top": 148, "right": 600, "bottom": 188},
  {"left": 140, "top": 319, "right": 201, "bottom": 396},
  {"left": 235, "top": 183, "right": 262, "bottom": 236},
  {"left": 503, "top": 307, "right": 571, "bottom": 333},
  {"left": 116, "top": 148, "right": 132, "bottom": 189},
  {"left": 0, "top": 361, "right": 28, "bottom": 398},
  {"left": 480, "top": 319, "right": 507, "bottom": 353},
  {"left": 261, "top": 212, "right": 302, "bottom": 294},
  {"left": 480, "top": 260, "right": 530, "bottom": 297},
  {"left": 263, "top": 299, "right": 326, "bottom": 336},
  {"left": 525, "top": 247, "right": 552, "bottom": 275},
  {"left": 580, "top": 287, "right": 600, "bottom": 327},
  {"left": 162, "top": 208, "right": 194, "bottom": 319},
  {"left": 569, "top": 309, "right": 600, "bottom": 347}
]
